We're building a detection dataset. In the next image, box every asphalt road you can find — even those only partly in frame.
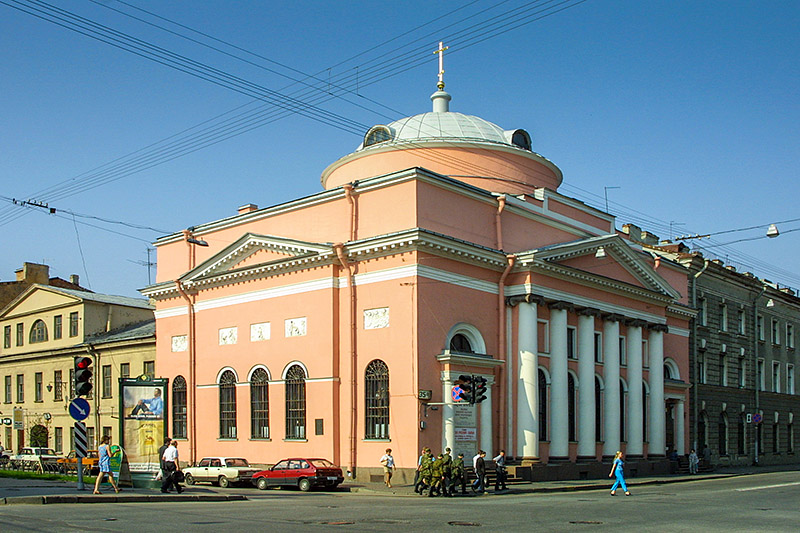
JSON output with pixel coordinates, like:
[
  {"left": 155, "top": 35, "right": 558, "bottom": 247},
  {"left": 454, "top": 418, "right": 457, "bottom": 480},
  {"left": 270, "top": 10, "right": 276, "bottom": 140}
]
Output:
[{"left": 2, "top": 471, "right": 799, "bottom": 532}]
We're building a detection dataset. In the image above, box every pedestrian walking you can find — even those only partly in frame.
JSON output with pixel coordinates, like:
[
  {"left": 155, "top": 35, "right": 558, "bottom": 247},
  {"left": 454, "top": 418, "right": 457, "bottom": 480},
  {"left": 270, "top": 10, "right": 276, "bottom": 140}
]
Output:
[
  {"left": 688, "top": 449, "right": 699, "bottom": 474},
  {"left": 471, "top": 450, "right": 487, "bottom": 494},
  {"left": 441, "top": 447, "right": 453, "bottom": 496},
  {"left": 451, "top": 452, "right": 468, "bottom": 495},
  {"left": 380, "top": 448, "right": 396, "bottom": 488},
  {"left": 161, "top": 440, "right": 183, "bottom": 494},
  {"left": 157, "top": 436, "right": 171, "bottom": 483},
  {"left": 429, "top": 453, "right": 445, "bottom": 497},
  {"left": 417, "top": 449, "right": 434, "bottom": 495},
  {"left": 609, "top": 450, "right": 631, "bottom": 496},
  {"left": 93, "top": 435, "right": 121, "bottom": 494},
  {"left": 493, "top": 450, "right": 507, "bottom": 491},
  {"left": 413, "top": 447, "right": 427, "bottom": 493}
]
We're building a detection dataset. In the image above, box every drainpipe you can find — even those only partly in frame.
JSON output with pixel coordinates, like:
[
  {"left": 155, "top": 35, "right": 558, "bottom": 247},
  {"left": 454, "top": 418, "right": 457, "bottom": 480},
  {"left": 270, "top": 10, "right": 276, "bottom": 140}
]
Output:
[
  {"left": 752, "top": 283, "right": 766, "bottom": 466},
  {"left": 176, "top": 280, "right": 197, "bottom": 464},
  {"left": 343, "top": 183, "right": 357, "bottom": 242},
  {"left": 334, "top": 243, "right": 357, "bottom": 477},
  {"left": 87, "top": 344, "right": 101, "bottom": 446},
  {"left": 495, "top": 195, "right": 507, "bottom": 251},
  {"left": 691, "top": 258, "right": 709, "bottom": 452},
  {"left": 497, "top": 254, "right": 516, "bottom": 450}
]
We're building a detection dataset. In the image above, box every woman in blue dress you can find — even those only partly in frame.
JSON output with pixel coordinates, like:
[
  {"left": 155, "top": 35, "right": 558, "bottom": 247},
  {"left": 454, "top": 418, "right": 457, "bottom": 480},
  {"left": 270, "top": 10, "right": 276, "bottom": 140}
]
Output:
[
  {"left": 93, "top": 435, "right": 121, "bottom": 494},
  {"left": 609, "top": 450, "right": 631, "bottom": 496}
]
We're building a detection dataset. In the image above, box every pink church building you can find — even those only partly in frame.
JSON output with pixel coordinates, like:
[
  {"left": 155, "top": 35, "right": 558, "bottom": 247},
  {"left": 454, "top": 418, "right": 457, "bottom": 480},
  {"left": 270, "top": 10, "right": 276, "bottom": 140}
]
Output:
[{"left": 143, "top": 78, "right": 692, "bottom": 481}]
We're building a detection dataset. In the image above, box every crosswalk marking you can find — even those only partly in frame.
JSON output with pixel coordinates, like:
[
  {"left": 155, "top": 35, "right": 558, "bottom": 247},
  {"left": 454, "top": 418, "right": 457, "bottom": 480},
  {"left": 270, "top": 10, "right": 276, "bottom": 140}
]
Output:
[{"left": 736, "top": 481, "right": 800, "bottom": 492}]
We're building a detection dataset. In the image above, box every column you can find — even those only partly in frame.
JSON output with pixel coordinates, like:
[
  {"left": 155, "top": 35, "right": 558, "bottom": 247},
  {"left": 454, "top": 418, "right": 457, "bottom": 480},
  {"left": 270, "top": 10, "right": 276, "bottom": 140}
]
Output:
[
  {"left": 602, "top": 316, "right": 621, "bottom": 459},
  {"left": 480, "top": 381, "right": 493, "bottom": 454},
  {"left": 517, "top": 301, "right": 539, "bottom": 459},
  {"left": 442, "top": 378, "right": 455, "bottom": 454},
  {"left": 676, "top": 399, "right": 685, "bottom": 455},
  {"left": 549, "top": 303, "right": 569, "bottom": 461},
  {"left": 626, "top": 322, "right": 644, "bottom": 458},
  {"left": 577, "top": 310, "right": 597, "bottom": 460},
  {"left": 648, "top": 328, "right": 666, "bottom": 457}
]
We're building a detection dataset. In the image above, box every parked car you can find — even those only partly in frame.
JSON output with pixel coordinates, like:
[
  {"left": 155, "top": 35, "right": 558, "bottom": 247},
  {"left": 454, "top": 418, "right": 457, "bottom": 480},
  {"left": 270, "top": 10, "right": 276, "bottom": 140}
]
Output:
[
  {"left": 57, "top": 450, "right": 99, "bottom": 473},
  {"left": 13, "top": 447, "right": 61, "bottom": 462},
  {"left": 183, "top": 457, "right": 261, "bottom": 488},
  {"left": 252, "top": 458, "right": 344, "bottom": 491}
]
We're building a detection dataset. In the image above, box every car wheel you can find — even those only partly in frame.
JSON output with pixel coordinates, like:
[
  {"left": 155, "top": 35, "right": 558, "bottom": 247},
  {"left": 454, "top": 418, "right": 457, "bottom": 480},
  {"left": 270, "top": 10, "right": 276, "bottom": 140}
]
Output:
[
  {"left": 298, "top": 478, "right": 311, "bottom": 492},
  {"left": 184, "top": 473, "right": 195, "bottom": 485},
  {"left": 256, "top": 478, "right": 268, "bottom": 490},
  {"left": 219, "top": 475, "right": 230, "bottom": 489}
]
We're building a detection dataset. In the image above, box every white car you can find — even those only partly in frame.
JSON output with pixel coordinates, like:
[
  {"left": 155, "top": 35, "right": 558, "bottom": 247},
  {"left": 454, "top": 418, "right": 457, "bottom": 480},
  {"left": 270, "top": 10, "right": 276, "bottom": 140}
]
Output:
[
  {"left": 13, "top": 447, "right": 61, "bottom": 462},
  {"left": 183, "top": 457, "right": 260, "bottom": 488}
]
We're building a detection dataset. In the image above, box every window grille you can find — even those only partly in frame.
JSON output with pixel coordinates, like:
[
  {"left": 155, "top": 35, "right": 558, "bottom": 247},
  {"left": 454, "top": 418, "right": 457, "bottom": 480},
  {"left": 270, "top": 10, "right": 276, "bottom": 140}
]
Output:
[
  {"left": 285, "top": 365, "right": 306, "bottom": 439},
  {"left": 219, "top": 371, "right": 237, "bottom": 439},
  {"left": 365, "top": 360, "right": 389, "bottom": 439},
  {"left": 250, "top": 368, "right": 270, "bottom": 439},
  {"left": 172, "top": 376, "right": 187, "bottom": 439}
]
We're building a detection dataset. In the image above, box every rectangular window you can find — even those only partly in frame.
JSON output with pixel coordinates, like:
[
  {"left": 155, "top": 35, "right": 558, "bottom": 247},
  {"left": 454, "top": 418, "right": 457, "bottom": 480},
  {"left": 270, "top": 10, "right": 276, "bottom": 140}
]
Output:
[
  {"left": 4, "top": 375, "right": 11, "bottom": 403},
  {"left": 69, "top": 426, "right": 75, "bottom": 452},
  {"left": 87, "top": 427, "right": 95, "bottom": 450},
  {"left": 120, "top": 363, "right": 130, "bottom": 379},
  {"left": 537, "top": 319, "right": 549, "bottom": 354},
  {"left": 55, "top": 427, "right": 63, "bottom": 453},
  {"left": 642, "top": 339, "right": 649, "bottom": 368},
  {"left": 53, "top": 315, "right": 62, "bottom": 340},
  {"left": 698, "top": 353, "right": 706, "bottom": 384},
  {"left": 69, "top": 312, "right": 79, "bottom": 337},
  {"left": 594, "top": 332, "right": 603, "bottom": 363},
  {"left": 102, "top": 426, "right": 112, "bottom": 439},
  {"left": 619, "top": 336, "right": 627, "bottom": 366},
  {"left": 699, "top": 298, "right": 707, "bottom": 326},
  {"left": 34, "top": 372, "right": 42, "bottom": 402},
  {"left": 16, "top": 374, "right": 24, "bottom": 402},
  {"left": 143, "top": 361, "right": 155, "bottom": 378},
  {"left": 787, "top": 324, "right": 795, "bottom": 349},
  {"left": 69, "top": 369, "right": 75, "bottom": 398},
  {"left": 720, "top": 354, "right": 728, "bottom": 387},
  {"left": 3, "top": 325, "right": 10, "bottom": 349},
  {"left": 16, "top": 323, "right": 23, "bottom": 346},
  {"left": 787, "top": 364, "right": 795, "bottom": 395},
  {"left": 757, "top": 315, "right": 765, "bottom": 341},
  {"left": 102, "top": 365, "right": 112, "bottom": 398},
  {"left": 739, "top": 359, "right": 747, "bottom": 388},
  {"left": 757, "top": 359, "right": 765, "bottom": 391},
  {"left": 54, "top": 370, "right": 63, "bottom": 401},
  {"left": 772, "top": 319, "right": 780, "bottom": 345},
  {"left": 566, "top": 327, "right": 576, "bottom": 359},
  {"left": 738, "top": 310, "right": 746, "bottom": 335},
  {"left": 773, "top": 362, "right": 781, "bottom": 393},
  {"left": 720, "top": 304, "right": 728, "bottom": 332}
]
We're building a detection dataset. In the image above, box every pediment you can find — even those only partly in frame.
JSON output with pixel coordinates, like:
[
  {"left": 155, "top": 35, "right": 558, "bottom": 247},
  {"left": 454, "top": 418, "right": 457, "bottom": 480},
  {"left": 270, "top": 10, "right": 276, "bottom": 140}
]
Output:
[
  {"left": 523, "top": 235, "right": 681, "bottom": 299},
  {"left": 0, "top": 285, "right": 81, "bottom": 319},
  {"left": 181, "top": 233, "right": 334, "bottom": 283}
]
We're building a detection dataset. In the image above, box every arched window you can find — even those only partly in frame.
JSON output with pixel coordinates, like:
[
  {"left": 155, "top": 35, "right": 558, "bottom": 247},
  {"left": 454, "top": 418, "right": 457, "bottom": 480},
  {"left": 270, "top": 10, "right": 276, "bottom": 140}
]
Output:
[
  {"left": 738, "top": 413, "right": 746, "bottom": 455},
  {"left": 510, "top": 129, "right": 532, "bottom": 150},
  {"left": 449, "top": 334, "right": 473, "bottom": 353},
  {"left": 595, "top": 376, "right": 603, "bottom": 441},
  {"left": 773, "top": 420, "right": 779, "bottom": 453},
  {"left": 620, "top": 378, "right": 626, "bottom": 442},
  {"left": 718, "top": 412, "right": 728, "bottom": 455},
  {"left": 365, "top": 360, "right": 389, "bottom": 439},
  {"left": 29, "top": 320, "right": 48, "bottom": 343},
  {"left": 364, "top": 125, "right": 391, "bottom": 147},
  {"left": 250, "top": 368, "right": 270, "bottom": 439},
  {"left": 567, "top": 373, "right": 576, "bottom": 442},
  {"left": 538, "top": 369, "right": 547, "bottom": 441},
  {"left": 285, "top": 365, "right": 306, "bottom": 440},
  {"left": 172, "top": 376, "right": 187, "bottom": 439},
  {"left": 219, "top": 370, "right": 237, "bottom": 439},
  {"left": 698, "top": 411, "right": 708, "bottom": 451}
]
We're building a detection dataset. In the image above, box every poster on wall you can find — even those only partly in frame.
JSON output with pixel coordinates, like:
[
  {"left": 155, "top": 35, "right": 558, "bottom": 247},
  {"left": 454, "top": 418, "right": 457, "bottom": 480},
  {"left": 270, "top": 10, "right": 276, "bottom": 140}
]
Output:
[{"left": 119, "top": 378, "right": 168, "bottom": 474}]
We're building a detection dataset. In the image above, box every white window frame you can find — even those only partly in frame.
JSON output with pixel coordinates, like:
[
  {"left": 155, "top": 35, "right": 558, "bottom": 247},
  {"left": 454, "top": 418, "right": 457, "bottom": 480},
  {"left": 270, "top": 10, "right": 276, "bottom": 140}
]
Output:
[
  {"left": 642, "top": 339, "right": 649, "bottom": 368},
  {"left": 787, "top": 323, "right": 795, "bottom": 349},
  {"left": 594, "top": 332, "right": 603, "bottom": 363},
  {"left": 738, "top": 309, "right": 746, "bottom": 335},
  {"left": 537, "top": 319, "right": 550, "bottom": 355},
  {"left": 772, "top": 318, "right": 780, "bottom": 345},
  {"left": 739, "top": 359, "right": 747, "bottom": 388},
  {"left": 720, "top": 304, "right": 728, "bottom": 332},
  {"left": 757, "top": 315, "right": 765, "bottom": 341},
  {"left": 700, "top": 298, "right": 708, "bottom": 327},
  {"left": 698, "top": 353, "right": 707, "bottom": 384},
  {"left": 721, "top": 353, "right": 728, "bottom": 387},
  {"left": 757, "top": 359, "right": 765, "bottom": 391},
  {"left": 773, "top": 362, "right": 781, "bottom": 393},
  {"left": 567, "top": 326, "right": 577, "bottom": 359},
  {"left": 787, "top": 363, "right": 795, "bottom": 395},
  {"left": 619, "top": 336, "right": 627, "bottom": 366}
]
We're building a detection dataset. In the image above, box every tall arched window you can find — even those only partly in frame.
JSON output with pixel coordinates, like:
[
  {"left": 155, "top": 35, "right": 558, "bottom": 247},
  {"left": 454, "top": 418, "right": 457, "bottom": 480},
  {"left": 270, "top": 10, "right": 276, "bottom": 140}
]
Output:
[
  {"left": 285, "top": 365, "right": 306, "bottom": 440},
  {"left": 567, "top": 373, "right": 576, "bottom": 442},
  {"left": 719, "top": 412, "right": 728, "bottom": 455},
  {"left": 29, "top": 320, "right": 48, "bottom": 343},
  {"left": 738, "top": 413, "right": 746, "bottom": 454},
  {"left": 449, "top": 334, "right": 473, "bottom": 353},
  {"left": 172, "top": 375, "right": 187, "bottom": 439},
  {"left": 538, "top": 369, "right": 547, "bottom": 440},
  {"left": 365, "top": 360, "right": 389, "bottom": 439},
  {"left": 595, "top": 376, "right": 603, "bottom": 441},
  {"left": 250, "top": 368, "right": 270, "bottom": 439},
  {"left": 219, "top": 370, "right": 237, "bottom": 439},
  {"left": 698, "top": 411, "right": 708, "bottom": 451}
]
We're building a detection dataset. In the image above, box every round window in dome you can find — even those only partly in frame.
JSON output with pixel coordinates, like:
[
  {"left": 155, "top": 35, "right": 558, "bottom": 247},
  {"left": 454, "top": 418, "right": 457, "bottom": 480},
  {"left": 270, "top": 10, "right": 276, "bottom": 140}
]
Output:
[
  {"left": 511, "top": 129, "right": 531, "bottom": 150},
  {"left": 364, "top": 125, "right": 392, "bottom": 147}
]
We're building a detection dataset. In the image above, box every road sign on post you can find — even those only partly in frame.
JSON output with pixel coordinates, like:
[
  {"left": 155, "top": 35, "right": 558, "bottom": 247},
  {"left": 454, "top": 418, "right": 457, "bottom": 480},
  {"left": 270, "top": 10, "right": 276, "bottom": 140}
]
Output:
[
  {"left": 74, "top": 421, "right": 88, "bottom": 490},
  {"left": 69, "top": 397, "right": 91, "bottom": 421}
]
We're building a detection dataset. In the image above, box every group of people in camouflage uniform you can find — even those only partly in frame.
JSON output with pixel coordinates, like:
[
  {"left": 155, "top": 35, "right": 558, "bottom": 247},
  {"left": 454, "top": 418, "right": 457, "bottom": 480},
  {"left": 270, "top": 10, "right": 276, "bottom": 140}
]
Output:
[{"left": 413, "top": 447, "right": 468, "bottom": 497}]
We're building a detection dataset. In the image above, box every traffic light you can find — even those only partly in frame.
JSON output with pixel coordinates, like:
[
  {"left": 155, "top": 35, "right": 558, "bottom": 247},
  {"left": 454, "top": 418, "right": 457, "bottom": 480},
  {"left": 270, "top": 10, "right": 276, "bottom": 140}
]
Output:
[
  {"left": 456, "top": 374, "right": 474, "bottom": 404},
  {"left": 473, "top": 375, "right": 488, "bottom": 404},
  {"left": 74, "top": 356, "right": 93, "bottom": 397}
]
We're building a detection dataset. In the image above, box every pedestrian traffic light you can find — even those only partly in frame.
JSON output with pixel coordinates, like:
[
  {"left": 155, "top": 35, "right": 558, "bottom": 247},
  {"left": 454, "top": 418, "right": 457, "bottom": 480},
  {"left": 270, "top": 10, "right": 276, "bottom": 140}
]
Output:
[
  {"left": 473, "top": 375, "right": 488, "bottom": 404},
  {"left": 74, "top": 356, "right": 93, "bottom": 397},
  {"left": 456, "top": 374, "right": 474, "bottom": 404}
]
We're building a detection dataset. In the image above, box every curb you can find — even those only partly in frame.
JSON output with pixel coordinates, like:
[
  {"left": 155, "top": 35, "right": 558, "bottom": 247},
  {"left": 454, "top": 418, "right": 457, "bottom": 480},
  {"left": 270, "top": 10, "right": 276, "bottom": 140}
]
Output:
[{"left": 2, "top": 493, "right": 248, "bottom": 505}]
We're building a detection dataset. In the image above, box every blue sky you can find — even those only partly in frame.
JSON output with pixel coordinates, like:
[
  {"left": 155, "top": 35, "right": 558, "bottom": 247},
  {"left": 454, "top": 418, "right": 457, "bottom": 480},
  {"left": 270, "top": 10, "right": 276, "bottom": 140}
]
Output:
[{"left": 1, "top": 1, "right": 798, "bottom": 297}]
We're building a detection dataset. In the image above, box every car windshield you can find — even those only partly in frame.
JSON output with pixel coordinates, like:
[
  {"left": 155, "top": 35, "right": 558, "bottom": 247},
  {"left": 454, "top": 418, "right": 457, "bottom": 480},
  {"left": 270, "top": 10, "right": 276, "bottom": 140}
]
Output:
[
  {"left": 309, "top": 459, "right": 335, "bottom": 468},
  {"left": 225, "top": 458, "right": 249, "bottom": 467},
  {"left": 37, "top": 449, "right": 56, "bottom": 455}
]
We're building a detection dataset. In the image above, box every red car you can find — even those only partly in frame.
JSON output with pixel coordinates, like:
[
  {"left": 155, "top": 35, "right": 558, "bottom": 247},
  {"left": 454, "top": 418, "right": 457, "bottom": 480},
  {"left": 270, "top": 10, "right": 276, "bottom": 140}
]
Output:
[{"left": 252, "top": 458, "right": 344, "bottom": 491}]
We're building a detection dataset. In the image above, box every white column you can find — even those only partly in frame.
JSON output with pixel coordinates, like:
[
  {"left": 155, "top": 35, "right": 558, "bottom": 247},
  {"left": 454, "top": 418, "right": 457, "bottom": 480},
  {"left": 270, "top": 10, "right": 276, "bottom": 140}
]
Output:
[
  {"left": 676, "top": 399, "right": 685, "bottom": 455},
  {"left": 603, "top": 317, "right": 621, "bottom": 458},
  {"left": 517, "top": 301, "right": 539, "bottom": 459},
  {"left": 648, "top": 329, "right": 666, "bottom": 456},
  {"left": 480, "top": 382, "right": 493, "bottom": 454},
  {"left": 443, "top": 378, "right": 455, "bottom": 453},
  {"left": 577, "top": 311, "right": 596, "bottom": 460},
  {"left": 626, "top": 323, "right": 644, "bottom": 457},
  {"left": 549, "top": 305, "right": 569, "bottom": 460}
]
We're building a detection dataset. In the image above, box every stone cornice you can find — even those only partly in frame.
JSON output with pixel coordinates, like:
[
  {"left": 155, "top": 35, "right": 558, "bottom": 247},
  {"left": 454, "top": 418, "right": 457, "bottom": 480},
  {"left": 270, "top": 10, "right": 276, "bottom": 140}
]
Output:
[{"left": 436, "top": 350, "right": 505, "bottom": 369}]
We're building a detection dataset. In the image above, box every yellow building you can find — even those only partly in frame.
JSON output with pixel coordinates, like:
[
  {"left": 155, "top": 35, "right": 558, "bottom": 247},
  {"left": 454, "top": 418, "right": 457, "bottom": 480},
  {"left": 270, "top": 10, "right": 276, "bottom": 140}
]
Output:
[{"left": 0, "top": 283, "right": 154, "bottom": 454}]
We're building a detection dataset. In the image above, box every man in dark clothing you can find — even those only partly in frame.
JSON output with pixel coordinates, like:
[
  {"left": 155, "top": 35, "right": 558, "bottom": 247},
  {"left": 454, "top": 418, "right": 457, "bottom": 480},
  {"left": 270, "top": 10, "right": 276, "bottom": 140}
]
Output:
[
  {"left": 493, "top": 450, "right": 507, "bottom": 491},
  {"left": 471, "top": 450, "right": 486, "bottom": 494},
  {"left": 451, "top": 452, "right": 468, "bottom": 495},
  {"left": 157, "top": 436, "right": 171, "bottom": 489}
]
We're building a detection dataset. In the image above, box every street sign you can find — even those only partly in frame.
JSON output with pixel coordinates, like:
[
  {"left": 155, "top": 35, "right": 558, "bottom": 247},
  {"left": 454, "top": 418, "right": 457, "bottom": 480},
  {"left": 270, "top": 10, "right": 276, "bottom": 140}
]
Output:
[
  {"left": 452, "top": 385, "right": 464, "bottom": 402},
  {"left": 69, "top": 398, "right": 91, "bottom": 421},
  {"left": 74, "top": 421, "right": 88, "bottom": 458},
  {"left": 752, "top": 413, "right": 762, "bottom": 424}
]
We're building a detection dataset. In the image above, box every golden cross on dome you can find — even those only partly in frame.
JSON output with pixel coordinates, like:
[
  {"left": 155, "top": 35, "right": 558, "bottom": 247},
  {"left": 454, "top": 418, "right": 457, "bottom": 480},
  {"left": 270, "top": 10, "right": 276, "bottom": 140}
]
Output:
[{"left": 433, "top": 41, "right": 449, "bottom": 90}]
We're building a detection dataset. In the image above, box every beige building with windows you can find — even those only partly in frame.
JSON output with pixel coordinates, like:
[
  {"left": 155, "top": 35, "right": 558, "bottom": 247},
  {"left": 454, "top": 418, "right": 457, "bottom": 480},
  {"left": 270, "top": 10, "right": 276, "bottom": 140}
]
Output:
[{"left": 0, "top": 281, "right": 154, "bottom": 454}]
